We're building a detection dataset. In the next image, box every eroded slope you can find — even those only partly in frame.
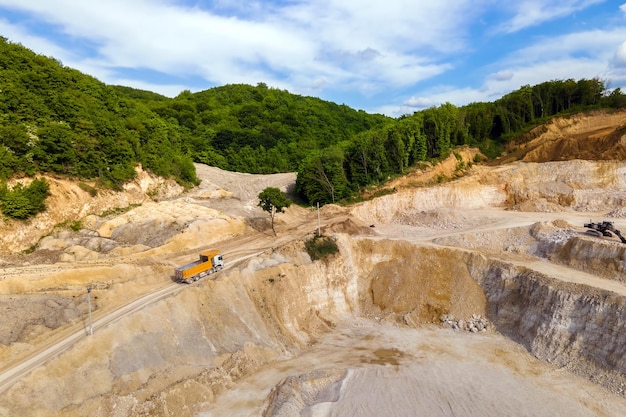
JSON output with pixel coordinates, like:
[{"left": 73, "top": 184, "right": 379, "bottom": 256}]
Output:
[
  {"left": 2, "top": 110, "right": 626, "bottom": 416},
  {"left": 1, "top": 238, "right": 625, "bottom": 416}
]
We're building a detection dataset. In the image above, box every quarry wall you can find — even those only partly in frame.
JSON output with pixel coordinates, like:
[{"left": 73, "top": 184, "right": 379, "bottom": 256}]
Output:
[
  {"left": 467, "top": 255, "right": 626, "bottom": 388},
  {"left": 0, "top": 237, "right": 624, "bottom": 416}
]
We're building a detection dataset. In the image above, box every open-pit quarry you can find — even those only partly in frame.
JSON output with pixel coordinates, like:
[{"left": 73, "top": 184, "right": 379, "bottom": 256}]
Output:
[{"left": 1, "top": 112, "right": 626, "bottom": 416}]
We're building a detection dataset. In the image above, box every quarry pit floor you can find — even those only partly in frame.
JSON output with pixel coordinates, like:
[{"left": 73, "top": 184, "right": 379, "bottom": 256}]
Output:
[{"left": 2, "top": 158, "right": 626, "bottom": 416}]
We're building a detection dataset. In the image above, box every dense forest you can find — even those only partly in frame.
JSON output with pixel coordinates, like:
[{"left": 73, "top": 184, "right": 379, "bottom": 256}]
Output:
[
  {"left": 1, "top": 36, "right": 625, "bottom": 216},
  {"left": 295, "top": 78, "right": 626, "bottom": 204},
  {"left": 0, "top": 37, "right": 388, "bottom": 183},
  {"left": 0, "top": 38, "right": 198, "bottom": 190},
  {"left": 145, "top": 84, "right": 390, "bottom": 173}
]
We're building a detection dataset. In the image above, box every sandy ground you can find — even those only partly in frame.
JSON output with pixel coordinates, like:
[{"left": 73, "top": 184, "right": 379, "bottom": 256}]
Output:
[
  {"left": 2, "top": 110, "right": 626, "bottom": 416},
  {"left": 202, "top": 319, "right": 624, "bottom": 417}
]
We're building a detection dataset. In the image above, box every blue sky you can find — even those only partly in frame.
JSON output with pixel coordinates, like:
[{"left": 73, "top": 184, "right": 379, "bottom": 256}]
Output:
[{"left": 1, "top": 0, "right": 625, "bottom": 116}]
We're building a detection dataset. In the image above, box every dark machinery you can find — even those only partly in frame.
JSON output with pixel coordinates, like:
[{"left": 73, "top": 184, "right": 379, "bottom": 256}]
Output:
[{"left": 584, "top": 221, "right": 626, "bottom": 244}]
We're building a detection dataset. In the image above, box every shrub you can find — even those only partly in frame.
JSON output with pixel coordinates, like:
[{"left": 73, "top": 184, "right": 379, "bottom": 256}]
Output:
[
  {"left": 57, "top": 219, "right": 83, "bottom": 231},
  {"left": 0, "top": 178, "right": 50, "bottom": 220},
  {"left": 100, "top": 203, "right": 140, "bottom": 217},
  {"left": 370, "top": 187, "right": 397, "bottom": 199},
  {"left": 1, "top": 191, "right": 33, "bottom": 219},
  {"left": 435, "top": 173, "right": 448, "bottom": 183},
  {"left": 304, "top": 234, "right": 339, "bottom": 261}
]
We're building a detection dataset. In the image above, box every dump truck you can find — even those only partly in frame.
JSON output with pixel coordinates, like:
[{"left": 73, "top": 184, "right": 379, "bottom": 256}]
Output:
[{"left": 175, "top": 250, "right": 224, "bottom": 283}]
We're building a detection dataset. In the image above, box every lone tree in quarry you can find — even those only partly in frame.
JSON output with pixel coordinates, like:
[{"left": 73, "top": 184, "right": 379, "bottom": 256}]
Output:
[{"left": 258, "top": 187, "right": 291, "bottom": 236}]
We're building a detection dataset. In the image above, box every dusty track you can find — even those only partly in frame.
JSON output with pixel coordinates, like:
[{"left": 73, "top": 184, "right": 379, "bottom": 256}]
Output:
[
  {"left": 1, "top": 110, "right": 626, "bottom": 416},
  {"left": 0, "top": 249, "right": 273, "bottom": 394},
  {"left": 0, "top": 201, "right": 343, "bottom": 394}
]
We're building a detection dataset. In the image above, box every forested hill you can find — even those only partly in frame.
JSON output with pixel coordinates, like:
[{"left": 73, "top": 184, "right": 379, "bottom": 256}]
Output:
[
  {"left": 139, "top": 83, "right": 391, "bottom": 173},
  {"left": 0, "top": 37, "right": 198, "bottom": 188},
  {"left": 2, "top": 36, "right": 626, "bottom": 211},
  {"left": 0, "top": 37, "right": 390, "bottom": 189}
]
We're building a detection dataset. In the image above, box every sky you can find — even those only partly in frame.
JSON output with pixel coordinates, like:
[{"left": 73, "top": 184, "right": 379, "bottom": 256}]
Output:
[{"left": 1, "top": 0, "right": 626, "bottom": 117}]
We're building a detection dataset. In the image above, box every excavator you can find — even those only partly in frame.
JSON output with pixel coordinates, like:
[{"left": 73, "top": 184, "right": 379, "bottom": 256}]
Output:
[{"left": 584, "top": 221, "right": 626, "bottom": 244}]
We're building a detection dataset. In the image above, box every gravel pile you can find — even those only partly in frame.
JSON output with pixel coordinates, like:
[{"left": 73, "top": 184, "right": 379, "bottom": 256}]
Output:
[
  {"left": 393, "top": 209, "right": 485, "bottom": 230},
  {"left": 440, "top": 314, "right": 491, "bottom": 333}
]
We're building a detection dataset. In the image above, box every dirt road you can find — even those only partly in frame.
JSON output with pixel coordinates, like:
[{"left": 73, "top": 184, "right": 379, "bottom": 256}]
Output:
[
  {"left": 2, "top": 192, "right": 626, "bottom": 396},
  {"left": 2, "top": 142, "right": 626, "bottom": 415},
  {"left": 0, "top": 249, "right": 272, "bottom": 394}
]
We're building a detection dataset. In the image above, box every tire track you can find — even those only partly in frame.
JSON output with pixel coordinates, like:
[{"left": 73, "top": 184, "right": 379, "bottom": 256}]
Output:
[{"left": 0, "top": 252, "right": 264, "bottom": 394}]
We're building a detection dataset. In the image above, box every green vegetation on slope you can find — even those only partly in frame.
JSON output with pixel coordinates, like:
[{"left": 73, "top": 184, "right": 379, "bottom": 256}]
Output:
[
  {"left": 149, "top": 83, "right": 391, "bottom": 173},
  {"left": 0, "top": 178, "right": 50, "bottom": 219},
  {"left": 2, "top": 36, "right": 625, "bottom": 214},
  {"left": 304, "top": 234, "right": 339, "bottom": 261},
  {"left": 295, "top": 78, "right": 626, "bottom": 205},
  {"left": 0, "top": 37, "right": 197, "bottom": 190}
]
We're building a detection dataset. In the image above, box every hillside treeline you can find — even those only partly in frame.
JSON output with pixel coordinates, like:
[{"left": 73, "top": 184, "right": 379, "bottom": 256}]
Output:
[
  {"left": 0, "top": 37, "right": 388, "bottom": 186},
  {"left": 0, "top": 37, "right": 197, "bottom": 189},
  {"left": 2, "top": 36, "right": 625, "bottom": 212},
  {"left": 295, "top": 77, "right": 625, "bottom": 204},
  {"left": 147, "top": 84, "right": 391, "bottom": 174}
]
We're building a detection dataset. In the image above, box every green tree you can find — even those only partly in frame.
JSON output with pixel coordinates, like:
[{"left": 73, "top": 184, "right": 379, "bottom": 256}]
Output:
[
  {"left": 296, "top": 147, "right": 348, "bottom": 205},
  {"left": 0, "top": 38, "right": 198, "bottom": 188},
  {"left": 607, "top": 88, "right": 626, "bottom": 108},
  {"left": 0, "top": 178, "right": 50, "bottom": 220},
  {"left": 258, "top": 187, "right": 291, "bottom": 236}
]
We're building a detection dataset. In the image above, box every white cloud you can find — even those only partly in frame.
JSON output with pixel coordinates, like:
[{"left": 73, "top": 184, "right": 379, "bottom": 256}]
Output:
[
  {"left": 612, "top": 41, "right": 626, "bottom": 67},
  {"left": 608, "top": 41, "right": 626, "bottom": 88},
  {"left": 381, "top": 86, "right": 489, "bottom": 116},
  {"left": 403, "top": 96, "right": 438, "bottom": 108},
  {"left": 279, "top": 0, "right": 480, "bottom": 53},
  {"left": 498, "top": 0, "right": 604, "bottom": 33},
  {"left": 0, "top": 0, "right": 621, "bottom": 116},
  {"left": 0, "top": 18, "right": 71, "bottom": 63},
  {"left": 0, "top": 0, "right": 482, "bottom": 99},
  {"left": 402, "top": 86, "right": 493, "bottom": 111},
  {"left": 507, "top": 28, "right": 626, "bottom": 65},
  {"left": 398, "top": 24, "right": 626, "bottom": 112},
  {"left": 0, "top": 1, "right": 316, "bottom": 83},
  {"left": 489, "top": 71, "right": 514, "bottom": 82}
]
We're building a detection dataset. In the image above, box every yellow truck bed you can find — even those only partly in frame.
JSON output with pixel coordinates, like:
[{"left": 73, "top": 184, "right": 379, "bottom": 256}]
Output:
[
  {"left": 201, "top": 249, "right": 219, "bottom": 260},
  {"left": 175, "top": 260, "right": 212, "bottom": 280},
  {"left": 175, "top": 249, "right": 223, "bottom": 282}
]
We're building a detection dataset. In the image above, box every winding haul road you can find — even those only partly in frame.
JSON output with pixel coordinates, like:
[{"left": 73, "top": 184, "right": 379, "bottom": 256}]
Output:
[
  {"left": 2, "top": 200, "right": 626, "bottom": 398},
  {"left": 0, "top": 193, "right": 327, "bottom": 396},
  {"left": 0, "top": 251, "right": 265, "bottom": 394}
]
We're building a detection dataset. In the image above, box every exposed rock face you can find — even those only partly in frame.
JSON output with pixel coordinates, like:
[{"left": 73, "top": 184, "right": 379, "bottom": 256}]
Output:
[
  {"left": 352, "top": 159, "right": 626, "bottom": 226},
  {"left": 472, "top": 257, "right": 626, "bottom": 393},
  {"left": 489, "top": 160, "right": 626, "bottom": 211},
  {"left": 0, "top": 166, "right": 185, "bottom": 254},
  {"left": 1, "top": 238, "right": 625, "bottom": 416},
  {"left": 3, "top": 111, "right": 626, "bottom": 416},
  {"left": 500, "top": 110, "right": 626, "bottom": 163},
  {"left": 350, "top": 175, "right": 507, "bottom": 224},
  {"left": 0, "top": 294, "right": 90, "bottom": 345},
  {"left": 547, "top": 236, "right": 626, "bottom": 282},
  {"left": 262, "top": 369, "right": 347, "bottom": 417}
]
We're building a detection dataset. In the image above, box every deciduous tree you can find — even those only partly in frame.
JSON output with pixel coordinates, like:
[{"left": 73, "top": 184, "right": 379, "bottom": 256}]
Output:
[{"left": 258, "top": 187, "right": 291, "bottom": 236}]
